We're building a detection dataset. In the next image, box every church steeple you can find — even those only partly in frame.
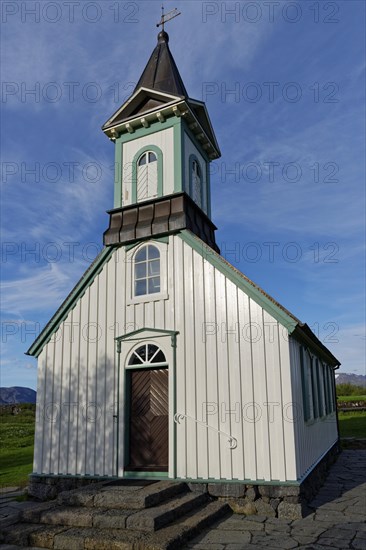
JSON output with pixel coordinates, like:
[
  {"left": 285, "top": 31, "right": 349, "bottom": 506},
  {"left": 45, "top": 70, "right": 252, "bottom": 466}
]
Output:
[
  {"left": 102, "top": 23, "right": 221, "bottom": 252},
  {"left": 133, "top": 30, "right": 188, "bottom": 98}
]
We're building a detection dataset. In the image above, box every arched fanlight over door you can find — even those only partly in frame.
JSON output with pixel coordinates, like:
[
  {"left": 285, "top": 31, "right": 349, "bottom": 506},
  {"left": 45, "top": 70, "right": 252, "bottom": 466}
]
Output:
[
  {"left": 128, "top": 343, "right": 166, "bottom": 365},
  {"left": 137, "top": 151, "right": 158, "bottom": 202}
]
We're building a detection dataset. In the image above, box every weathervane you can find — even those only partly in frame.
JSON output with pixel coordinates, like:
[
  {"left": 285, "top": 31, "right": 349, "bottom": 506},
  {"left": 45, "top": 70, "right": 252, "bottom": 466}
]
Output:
[{"left": 156, "top": 5, "right": 181, "bottom": 30}]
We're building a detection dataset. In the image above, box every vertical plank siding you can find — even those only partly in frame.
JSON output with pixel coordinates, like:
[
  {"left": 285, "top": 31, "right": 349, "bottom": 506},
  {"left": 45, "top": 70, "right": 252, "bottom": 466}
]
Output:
[{"left": 34, "top": 235, "right": 336, "bottom": 482}]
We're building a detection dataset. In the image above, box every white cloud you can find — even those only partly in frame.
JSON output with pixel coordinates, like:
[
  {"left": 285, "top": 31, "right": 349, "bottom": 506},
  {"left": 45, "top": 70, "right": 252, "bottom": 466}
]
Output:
[{"left": 1, "top": 261, "right": 82, "bottom": 317}]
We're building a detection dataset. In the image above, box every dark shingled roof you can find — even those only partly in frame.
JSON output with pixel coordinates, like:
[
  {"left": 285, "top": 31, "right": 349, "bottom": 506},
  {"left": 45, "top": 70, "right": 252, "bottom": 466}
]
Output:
[{"left": 134, "top": 30, "right": 188, "bottom": 97}]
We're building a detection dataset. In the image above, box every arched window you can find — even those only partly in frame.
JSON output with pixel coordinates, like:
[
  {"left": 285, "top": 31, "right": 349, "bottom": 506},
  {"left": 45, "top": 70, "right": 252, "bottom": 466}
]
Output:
[
  {"left": 128, "top": 343, "right": 166, "bottom": 365},
  {"left": 137, "top": 151, "right": 158, "bottom": 201},
  {"left": 192, "top": 159, "right": 202, "bottom": 207},
  {"left": 134, "top": 244, "right": 160, "bottom": 297}
]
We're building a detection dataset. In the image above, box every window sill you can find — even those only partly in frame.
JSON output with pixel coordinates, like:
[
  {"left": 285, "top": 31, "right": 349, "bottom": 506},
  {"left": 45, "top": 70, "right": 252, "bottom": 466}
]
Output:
[{"left": 128, "top": 292, "right": 168, "bottom": 305}]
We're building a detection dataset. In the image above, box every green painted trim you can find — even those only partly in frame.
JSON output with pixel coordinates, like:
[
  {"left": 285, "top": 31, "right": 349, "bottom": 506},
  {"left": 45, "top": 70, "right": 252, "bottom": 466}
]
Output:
[
  {"left": 116, "top": 342, "right": 121, "bottom": 476},
  {"left": 114, "top": 138, "right": 123, "bottom": 208},
  {"left": 179, "top": 231, "right": 298, "bottom": 332},
  {"left": 124, "top": 367, "right": 132, "bottom": 469},
  {"left": 171, "top": 333, "right": 178, "bottom": 479},
  {"left": 300, "top": 346, "right": 311, "bottom": 422},
  {"left": 310, "top": 355, "right": 319, "bottom": 419},
  {"left": 131, "top": 145, "right": 163, "bottom": 203},
  {"left": 29, "top": 473, "right": 118, "bottom": 481},
  {"left": 188, "top": 153, "right": 204, "bottom": 211},
  {"left": 206, "top": 160, "right": 212, "bottom": 219},
  {"left": 173, "top": 121, "right": 183, "bottom": 192},
  {"left": 118, "top": 116, "right": 180, "bottom": 144},
  {"left": 116, "top": 327, "right": 179, "bottom": 342},
  {"left": 29, "top": 472, "right": 299, "bottom": 485},
  {"left": 123, "top": 471, "right": 169, "bottom": 479},
  {"left": 27, "top": 247, "right": 115, "bottom": 357},
  {"left": 125, "top": 235, "right": 169, "bottom": 252},
  {"left": 181, "top": 118, "right": 211, "bottom": 164},
  {"left": 181, "top": 477, "right": 300, "bottom": 486}
]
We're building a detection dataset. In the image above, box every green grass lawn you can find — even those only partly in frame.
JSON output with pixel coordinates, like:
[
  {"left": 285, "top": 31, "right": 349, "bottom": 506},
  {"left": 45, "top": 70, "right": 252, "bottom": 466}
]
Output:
[
  {"left": 337, "top": 395, "right": 366, "bottom": 403},
  {"left": 0, "top": 405, "right": 35, "bottom": 487},
  {"left": 338, "top": 410, "right": 366, "bottom": 438}
]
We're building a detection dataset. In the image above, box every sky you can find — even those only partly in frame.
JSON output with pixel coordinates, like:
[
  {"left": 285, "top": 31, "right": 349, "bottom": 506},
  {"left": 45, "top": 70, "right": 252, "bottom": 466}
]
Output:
[{"left": 1, "top": 0, "right": 365, "bottom": 390}]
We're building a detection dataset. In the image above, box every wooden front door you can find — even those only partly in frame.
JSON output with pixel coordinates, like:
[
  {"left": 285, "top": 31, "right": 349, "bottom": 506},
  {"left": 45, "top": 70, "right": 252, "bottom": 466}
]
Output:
[{"left": 127, "top": 368, "right": 169, "bottom": 471}]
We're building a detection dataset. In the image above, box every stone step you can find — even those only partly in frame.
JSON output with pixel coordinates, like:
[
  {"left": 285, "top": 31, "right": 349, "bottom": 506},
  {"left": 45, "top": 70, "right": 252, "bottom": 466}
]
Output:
[
  {"left": 125, "top": 491, "right": 209, "bottom": 532},
  {"left": 2, "top": 501, "right": 231, "bottom": 550},
  {"left": 2, "top": 501, "right": 231, "bottom": 549},
  {"left": 144, "top": 500, "right": 232, "bottom": 550},
  {"left": 21, "top": 491, "right": 208, "bottom": 532},
  {"left": 57, "top": 480, "right": 187, "bottom": 510}
]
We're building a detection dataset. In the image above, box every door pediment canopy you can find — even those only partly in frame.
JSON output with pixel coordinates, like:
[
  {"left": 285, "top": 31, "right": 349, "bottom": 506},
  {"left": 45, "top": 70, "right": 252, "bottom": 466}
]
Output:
[{"left": 116, "top": 327, "right": 179, "bottom": 351}]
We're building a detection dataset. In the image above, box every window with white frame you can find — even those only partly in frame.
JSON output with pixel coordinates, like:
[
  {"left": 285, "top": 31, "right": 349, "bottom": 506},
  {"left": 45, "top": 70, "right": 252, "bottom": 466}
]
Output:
[
  {"left": 134, "top": 244, "right": 160, "bottom": 297},
  {"left": 137, "top": 151, "right": 158, "bottom": 201}
]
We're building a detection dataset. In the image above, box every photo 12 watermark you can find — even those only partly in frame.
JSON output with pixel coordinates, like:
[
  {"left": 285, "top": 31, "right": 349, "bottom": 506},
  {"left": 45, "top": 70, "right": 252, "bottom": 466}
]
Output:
[
  {"left": 1, "top": 1, "right": 140, "bottom": 24},
  {"left": 1, "top": 81, "right": 137, "bottom": 105},
  {"left": 217, "top": 241, "right": 340, "bottom": 264},
  {"left": 202, "top": 81, "right": 340, "bottom": 104},
  {"left": 201, "top": 2, "right": 340, "bottom": 25},
  {"left": 210, "top": 160, "right": 340, "bottom": 184}
]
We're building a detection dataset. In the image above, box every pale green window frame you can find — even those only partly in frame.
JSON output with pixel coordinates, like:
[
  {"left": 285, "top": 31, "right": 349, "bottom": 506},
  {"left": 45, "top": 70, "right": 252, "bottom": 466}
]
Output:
[
  {"left": 329, "top": 367, "right": 336, "bottom": 412},
  {"left": 316, "top": 359, "right": 326, "bottom": 418},
  {"left": 321, "top": 362, "right": 327, "bottom": 415},
  {"left": 189, "top": 154, "right": 206, "bottom": 211},
  {"left": 324, "top": 363, "right": 332, "bottom": 415},
  {"left": 310, "top": 355, "right": 319, "bottom": 419},
  {"left": 300, "top": 346, "right": 313, "bottom": 422},
  {"left": 132, "top": 145, "right": 163, "bottom": 203}
]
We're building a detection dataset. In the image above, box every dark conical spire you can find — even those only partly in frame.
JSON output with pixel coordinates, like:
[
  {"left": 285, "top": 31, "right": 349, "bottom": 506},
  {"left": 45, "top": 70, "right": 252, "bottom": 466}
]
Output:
[{"left": 134, "top": 31, "right": 188, "bottom": 97}]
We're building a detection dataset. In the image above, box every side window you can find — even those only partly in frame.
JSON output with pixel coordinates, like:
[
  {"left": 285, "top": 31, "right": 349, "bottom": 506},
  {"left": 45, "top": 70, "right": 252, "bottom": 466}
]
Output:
[
  {"left": 137, "top": 151, "right": 158, "bottom": 201},
  {"left": 134, "top": 244, "right": 160, "bottom": 297},
  {"left": 191, "top": 159, "right": 202, "bottom": 207}
]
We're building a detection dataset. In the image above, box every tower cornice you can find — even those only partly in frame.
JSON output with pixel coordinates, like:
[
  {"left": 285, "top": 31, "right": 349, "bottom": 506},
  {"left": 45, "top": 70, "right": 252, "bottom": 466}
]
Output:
[{"left": 103, "top": 96, "right": 220, "bottom": 160}]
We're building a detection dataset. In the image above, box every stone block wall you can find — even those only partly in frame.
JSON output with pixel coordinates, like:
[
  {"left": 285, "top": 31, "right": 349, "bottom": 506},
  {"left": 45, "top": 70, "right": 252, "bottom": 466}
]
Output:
[{"left": 188, "top": 441, "right": 340, "bottom": 520}]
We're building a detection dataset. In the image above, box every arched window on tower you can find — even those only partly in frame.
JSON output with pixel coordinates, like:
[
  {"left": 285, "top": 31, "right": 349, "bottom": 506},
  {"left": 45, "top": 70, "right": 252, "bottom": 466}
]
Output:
[
  {"left": 192, "top": 159, "right": 202, "bottom": 208},
  {"left": 137, "top": 151, "right": 158, "bottom": 202},
  {"left": 134, "top": 244, "right": 160, "bottom": 297}
]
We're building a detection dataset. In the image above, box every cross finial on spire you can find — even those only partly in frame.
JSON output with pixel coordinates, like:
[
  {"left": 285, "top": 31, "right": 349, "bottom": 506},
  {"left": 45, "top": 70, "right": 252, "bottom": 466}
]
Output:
[{"left": 156, "top": 6, "right": 181, "bottom": 30}]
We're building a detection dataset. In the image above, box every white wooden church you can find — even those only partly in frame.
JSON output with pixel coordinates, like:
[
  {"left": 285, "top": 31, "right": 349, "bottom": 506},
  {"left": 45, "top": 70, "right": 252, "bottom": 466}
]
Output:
[{"left": 28, "top": 27, "right": 340, "bottom": 492}]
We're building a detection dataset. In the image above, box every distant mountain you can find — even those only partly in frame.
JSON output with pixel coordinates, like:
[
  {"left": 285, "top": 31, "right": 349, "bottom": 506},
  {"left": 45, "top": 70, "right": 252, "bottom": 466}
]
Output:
[
  {"left": 0, "top": 386, "right": 37, "bottom": 404},
  {"left": 335, "top": 373, "right": 366, "bottom": 387}
]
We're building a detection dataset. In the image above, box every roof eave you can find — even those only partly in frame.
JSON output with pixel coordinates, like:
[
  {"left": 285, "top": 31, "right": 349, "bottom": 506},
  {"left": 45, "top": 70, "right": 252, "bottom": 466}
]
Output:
[
  {"left": 103, "top": 98, "right": 221, "bottom": 160},
  {"left": 292, "top": 324, "right": 341, "bottom": 368}
]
